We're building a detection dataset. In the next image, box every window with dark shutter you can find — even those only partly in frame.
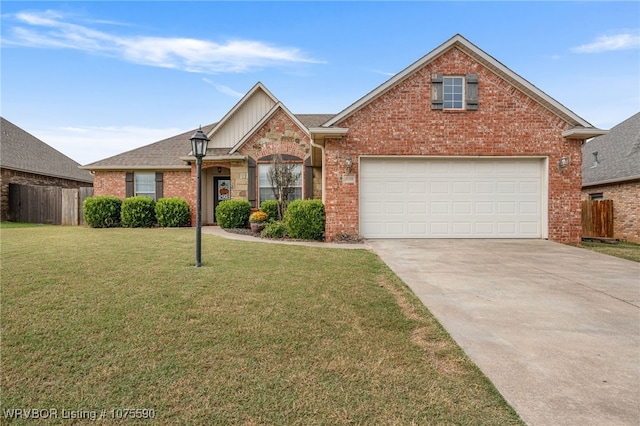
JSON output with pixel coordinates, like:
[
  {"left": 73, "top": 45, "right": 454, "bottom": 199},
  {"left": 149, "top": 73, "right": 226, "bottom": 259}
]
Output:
[
  {"left": 155, "top": 172, "right": 163, "bottom": 199},
  {"left": 248, "top": 157, "right": 256, "bottom": 209},
  {"left": 466, "top": 74, "right": 478, "bottom": 110},
  {"left": 431, "top": 74, "right": 444, "bottom": 110},
  {"left": 304, "top": 157, "right": 313, "bottom": 199},
  {"left": 125, "top": 172, "right": 134, "bottom": 197}
]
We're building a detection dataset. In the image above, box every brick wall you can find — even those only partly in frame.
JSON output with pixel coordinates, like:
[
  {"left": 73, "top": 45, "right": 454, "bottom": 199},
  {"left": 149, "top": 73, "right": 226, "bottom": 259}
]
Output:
[
  {"left": 93, "top": 169, "right": 197, "bottom": 224},
  {"left": 1, "top": 168, "right": 93, "bottom": 221},
  {"left": 323, "top": 47, "right": 583, "bottom": 244},
  {"left": 582, "top": 180, "right": 640, "bottom": 243}
]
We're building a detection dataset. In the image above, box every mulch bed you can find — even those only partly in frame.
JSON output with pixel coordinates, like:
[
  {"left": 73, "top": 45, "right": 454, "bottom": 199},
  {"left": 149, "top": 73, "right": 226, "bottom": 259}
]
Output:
[{"left": 222, "top": 228, "right": 364, "bottom": 244}]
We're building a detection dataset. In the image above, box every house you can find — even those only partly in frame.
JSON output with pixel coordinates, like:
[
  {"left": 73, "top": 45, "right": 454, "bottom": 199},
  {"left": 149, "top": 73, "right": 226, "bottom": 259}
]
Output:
[
  {"left": 83, "top": 34, "right": 606, "bottom": 244},
  {"left": 581, "top": 112, "right": 640, "bottom": 243},
  {"left": 1, "top": 117, "right": 94, "bottom": 221}
]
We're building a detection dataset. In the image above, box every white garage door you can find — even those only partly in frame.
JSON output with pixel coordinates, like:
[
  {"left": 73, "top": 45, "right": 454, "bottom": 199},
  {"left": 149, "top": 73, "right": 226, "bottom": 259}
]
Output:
[{"left": 360, "top": 158, "right": 545, "bottom": 238}]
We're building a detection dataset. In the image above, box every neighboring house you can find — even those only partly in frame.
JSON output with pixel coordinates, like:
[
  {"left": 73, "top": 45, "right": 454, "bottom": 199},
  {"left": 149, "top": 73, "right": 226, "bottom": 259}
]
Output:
[
  {"left": 83, "top": 34, "right": 606, "bottom": 244},
  {"left": 581, "top": 112, "right": 640, "bottom": 243},
  {"left": 1, "top": 117, "right": 94, "bottom": 221}
]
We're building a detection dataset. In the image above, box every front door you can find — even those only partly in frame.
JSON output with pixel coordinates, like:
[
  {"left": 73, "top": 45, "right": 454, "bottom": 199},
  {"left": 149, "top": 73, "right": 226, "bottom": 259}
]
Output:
[{"left": 213, "top": 177, "right": 231, "bottom": 223}]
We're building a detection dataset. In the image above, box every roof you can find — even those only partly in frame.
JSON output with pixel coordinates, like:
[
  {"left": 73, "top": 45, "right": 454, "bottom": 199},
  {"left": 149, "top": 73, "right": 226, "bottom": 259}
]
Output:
[
  {"left": 82, "top": 115, "right": 334, "bottom": 169},
  {"left": 0, "top": 117, "right": 94, "bottom": 183},
  {"left": 323, "top": 34, "right": 602, "bottom": 135},
  {"left": 582, "top": 112, "right": 640, "bottom": 187}
]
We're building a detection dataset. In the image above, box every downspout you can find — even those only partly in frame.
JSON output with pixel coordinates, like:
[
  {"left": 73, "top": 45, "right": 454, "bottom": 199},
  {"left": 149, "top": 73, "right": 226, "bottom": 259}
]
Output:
[{"left": 310, "top": 136, "right": 326, "bottom": 205}]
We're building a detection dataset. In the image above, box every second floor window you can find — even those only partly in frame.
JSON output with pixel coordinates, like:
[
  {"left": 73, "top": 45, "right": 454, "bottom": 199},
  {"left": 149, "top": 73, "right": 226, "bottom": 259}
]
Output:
[{"left": 443, "top": 76, "right": 464, "bottom": 110}]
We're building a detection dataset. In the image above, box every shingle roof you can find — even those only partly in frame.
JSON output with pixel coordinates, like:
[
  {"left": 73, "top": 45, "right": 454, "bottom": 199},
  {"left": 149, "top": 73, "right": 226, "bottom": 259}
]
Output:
[
  {"left": 582, "top": 112, "right": 640, "bottom": 186},
  {"left": 1, "top": 117, "right": 94, "bottom": 183},
  {"left": 83, "top": 123, "right": 217, "bottom": 170},
  {"left": 83, "top": 115, "right": 335, "bottom": 169}
]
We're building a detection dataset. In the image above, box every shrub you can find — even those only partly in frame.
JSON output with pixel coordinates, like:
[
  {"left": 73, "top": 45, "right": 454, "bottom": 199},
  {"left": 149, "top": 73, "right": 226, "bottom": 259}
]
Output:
[
  {"left": 259, "top": 200, "right": 279, "bottom": 222},
  {"left": 83, "top": 196, "right": 122, "bottom": 228},
  {"left": 249, "top": 211, "right": 268, "bottom": 223},
  {"left": 121, "top": 196, "right": 156, "bottom": 228},
  {"left": 262, "top": 221, "right": 287, "bottom": 239},
  {"left": 155, "top": 197, "right": 190, "bottom": 227},
  {"left": 216, "top": 199, "right": 251, "bottom": 229},
  {"left": 284, "top": 199, "right": 325, "bottom": 240}
]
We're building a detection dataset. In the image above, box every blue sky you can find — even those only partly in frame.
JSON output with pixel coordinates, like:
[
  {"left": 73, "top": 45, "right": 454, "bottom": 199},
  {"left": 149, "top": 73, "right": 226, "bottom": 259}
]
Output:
[{"left": 2, "top": 1, "right": 639, "bottom": 165}]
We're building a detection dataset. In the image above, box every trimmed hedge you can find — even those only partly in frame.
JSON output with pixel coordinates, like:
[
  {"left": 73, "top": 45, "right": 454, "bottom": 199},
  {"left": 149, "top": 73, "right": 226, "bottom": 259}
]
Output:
[
  {"left": 284, "top": 199, "right": 325, "bottom": 240},
  {"left": 262, "top": 220, "right": 287, "bottom": 239},
  {"left": 156, "top": 197, "right": 190, "bottom": 227},
  {"left": 83, "top": 196, "right": 122, "bottom": 228},
  {"left": 121, "top": 196, "right": 156, "bottom": 228},
  {"left": 216, "top": 199, "right": 251, "bottom": 229}
]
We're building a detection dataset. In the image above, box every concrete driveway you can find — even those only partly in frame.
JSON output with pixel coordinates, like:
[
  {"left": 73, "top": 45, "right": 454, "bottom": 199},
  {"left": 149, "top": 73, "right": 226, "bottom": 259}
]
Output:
[{"left": 366, "top": 239, "right": 640, "bottom": 426}]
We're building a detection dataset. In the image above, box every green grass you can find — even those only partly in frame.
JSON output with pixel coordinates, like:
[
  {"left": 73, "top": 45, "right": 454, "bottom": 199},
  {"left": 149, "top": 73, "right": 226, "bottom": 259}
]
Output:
[
  {"left": 1, "top": 226, "right": 522, "bottom": 425},
  {"left": 0, "top": 221, "right": 45, "bottom": 229},
  {"left": 582, "top": 240, "right": 640, "bottom": 262}
]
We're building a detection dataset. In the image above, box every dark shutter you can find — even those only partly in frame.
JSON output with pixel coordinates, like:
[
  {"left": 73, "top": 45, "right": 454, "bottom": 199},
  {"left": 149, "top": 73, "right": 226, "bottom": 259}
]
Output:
[
  {"left": 248, "top": 157, "right": 256, "bottom": 209},
  {"left": 155, "top": 172, "right": 163, "bottom": 200},
  {"left": 431, "top": 73, "right": 443, "bottom": 110},
  {"left": 466, "top": 74, "right": 479, "bottom": 110},
  {"left": 304, "top": 157, "right": 313, "bottom": 199},
  {"left": 125, "top": 172, "right": 134, "bottom": 197}
]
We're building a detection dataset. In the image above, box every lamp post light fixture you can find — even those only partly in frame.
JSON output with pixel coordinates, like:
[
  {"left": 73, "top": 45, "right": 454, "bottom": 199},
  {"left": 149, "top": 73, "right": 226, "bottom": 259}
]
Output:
[{"left": 190, "top": 126, "right": 209, "bottom": 267}]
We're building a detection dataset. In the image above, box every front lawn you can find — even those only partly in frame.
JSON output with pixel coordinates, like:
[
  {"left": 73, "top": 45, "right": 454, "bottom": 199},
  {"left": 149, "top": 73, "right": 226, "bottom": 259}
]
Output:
[{"left": 1, "top": 226, "right": 522, "bottom": 424}]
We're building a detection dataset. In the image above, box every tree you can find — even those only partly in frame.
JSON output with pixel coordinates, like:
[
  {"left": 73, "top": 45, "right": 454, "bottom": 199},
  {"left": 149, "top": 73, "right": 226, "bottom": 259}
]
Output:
[{"left": 267, "top": 154, "right": 301, "bottom": 220}]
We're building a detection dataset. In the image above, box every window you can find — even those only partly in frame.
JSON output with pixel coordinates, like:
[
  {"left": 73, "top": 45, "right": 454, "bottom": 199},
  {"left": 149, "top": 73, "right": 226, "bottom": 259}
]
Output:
[
  {"left": 431, "top": 74, "right": 478, "bottom": 110},
  {"left": 443, "top": 76, "right": 464, "bottom": 109},
  {"left": 258, "top": 163, "right": 302, "bottom": 204},
  {"left": 589, "top": 193, "right": 603, "bottom": 201},
  {"left": 135, "top": 172, "right": 156, "bottom": 200}
]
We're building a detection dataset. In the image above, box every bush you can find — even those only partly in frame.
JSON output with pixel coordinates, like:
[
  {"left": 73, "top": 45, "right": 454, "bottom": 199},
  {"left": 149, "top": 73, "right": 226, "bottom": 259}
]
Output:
[
  {"left": 259, "top": 200, "right": 280, "bottom": 222},
  {"left": 121, "top": 196, "right": 156, "bottom": 228},
  {"left": 262, "top": 221, "right": 287, "bottom": 239},
  {"left": 216, "top": 199, "right": 251, "bottom": 229},
  {"left": 155, "top": 197, "right": 190, "bottom": 227},
  {"left": 83, "top": 196, "right": 122, "bottom": 228},
  {"left": 284, "top": 199, "right": 325, "bottom": 240}
]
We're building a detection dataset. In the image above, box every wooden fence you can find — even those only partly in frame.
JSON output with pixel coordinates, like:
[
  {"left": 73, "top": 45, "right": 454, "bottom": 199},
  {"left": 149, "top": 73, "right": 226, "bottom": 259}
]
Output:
[
  {"left": 8, "top": 184, "right": 93, "bottom": 225},
  {"left": 582, "top": 199, "right": 613, "bottom": 239}
]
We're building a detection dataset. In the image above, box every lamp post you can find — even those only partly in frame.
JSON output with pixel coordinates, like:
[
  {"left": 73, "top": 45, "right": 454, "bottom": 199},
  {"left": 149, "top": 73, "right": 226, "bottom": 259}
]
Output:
[{"left": 190, "top": 126, "right": 209, "bottom": 267}]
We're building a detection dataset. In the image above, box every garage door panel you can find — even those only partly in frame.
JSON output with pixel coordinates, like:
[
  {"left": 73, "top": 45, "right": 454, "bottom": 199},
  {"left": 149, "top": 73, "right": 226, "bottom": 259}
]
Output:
[{"left": 360, "top": 158, "right": 544, "bottom": 238}]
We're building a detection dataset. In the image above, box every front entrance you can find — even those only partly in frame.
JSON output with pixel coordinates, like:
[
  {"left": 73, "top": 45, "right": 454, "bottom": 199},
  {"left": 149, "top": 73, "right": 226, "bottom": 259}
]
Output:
[{"left": 213, "top": 176, "right": 231, "bottom": 223}]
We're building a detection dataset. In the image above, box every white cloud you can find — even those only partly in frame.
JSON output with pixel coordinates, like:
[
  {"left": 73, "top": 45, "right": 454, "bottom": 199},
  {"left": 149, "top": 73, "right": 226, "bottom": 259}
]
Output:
[
  {"left": 202, "top": 79, "right": 244, "bottom": 98},
  {"left": 3, "top": 10, "right": 323, "bottom": 73},
  {"left": 31, "top": 125, "right": 185, "bottom": 165},
  {"left": 572, "top": 32, "right": 640, "bottom": 53}
]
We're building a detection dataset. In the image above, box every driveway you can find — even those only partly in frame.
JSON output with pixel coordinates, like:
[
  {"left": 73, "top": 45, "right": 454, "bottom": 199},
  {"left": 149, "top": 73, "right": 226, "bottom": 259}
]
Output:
[{"left": 366, "top": 239, "right": 640, "bottom": 426}]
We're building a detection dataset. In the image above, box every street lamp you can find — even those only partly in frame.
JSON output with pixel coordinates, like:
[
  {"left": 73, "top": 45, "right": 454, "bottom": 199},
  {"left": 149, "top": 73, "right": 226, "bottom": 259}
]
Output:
[{"left": 190, "top": 126, "right": 209, "bottom": 267}]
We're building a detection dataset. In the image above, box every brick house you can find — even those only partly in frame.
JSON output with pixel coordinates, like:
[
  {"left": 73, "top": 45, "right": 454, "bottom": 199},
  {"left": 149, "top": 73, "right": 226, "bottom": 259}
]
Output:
[
  {"left": 1, "top": 117, "right": 94, "bottom": 221},
  {"left": 83, "top": 34, "right": 606, "bottom": 244},
  {"left": 581, "top": 112, "right": 640, "bottom": 243}
]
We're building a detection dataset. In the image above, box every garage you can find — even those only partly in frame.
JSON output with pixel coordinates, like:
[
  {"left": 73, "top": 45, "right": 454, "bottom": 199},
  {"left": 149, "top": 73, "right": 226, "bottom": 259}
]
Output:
[{"left": 359, "top": 157, "right": 547, "bottom": 238}]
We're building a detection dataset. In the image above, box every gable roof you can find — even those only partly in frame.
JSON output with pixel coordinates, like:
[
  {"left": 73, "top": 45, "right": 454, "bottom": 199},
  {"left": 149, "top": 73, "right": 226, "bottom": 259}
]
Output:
[
  {"left": 323, "top": 34, "right": 602, "bottom": 136},
  {"left": 82, "top": 115, "right": 334, "bottom": 169},
  {"left": 1, "top": 117, "right": 93, "bottom": 183},
  {"left": 229, "top": 102, "right": 311, "bottom": 154},
  {"left": 582, "top": 112, "right": 640, "bottom": 187}
]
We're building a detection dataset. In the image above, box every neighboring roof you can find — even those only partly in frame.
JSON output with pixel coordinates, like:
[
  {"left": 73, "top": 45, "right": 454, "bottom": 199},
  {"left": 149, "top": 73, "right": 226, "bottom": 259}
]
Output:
[
  {"left": 82, "top": 114, "right": 334, "bottom": 169},
  {"left": 323, "top": 34, "right": 603, "bottom": 137},
  {"left": 582, "top": 112, "right": 640, "bottom": 187},
  {"left": 0, "top": 117, "right": 93, "bottom": 183}
]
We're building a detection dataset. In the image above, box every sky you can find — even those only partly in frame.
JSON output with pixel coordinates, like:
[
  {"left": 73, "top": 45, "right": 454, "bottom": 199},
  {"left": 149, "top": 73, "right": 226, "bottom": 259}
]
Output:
[{"left": 1, "top": 1, "right": 639, "bottom": 166}]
